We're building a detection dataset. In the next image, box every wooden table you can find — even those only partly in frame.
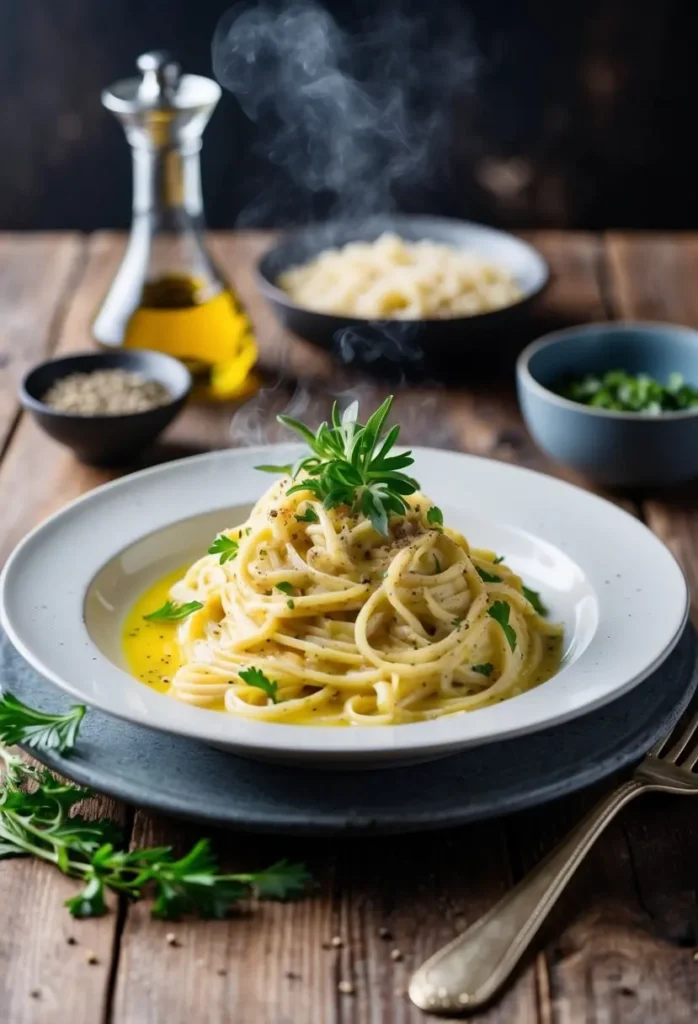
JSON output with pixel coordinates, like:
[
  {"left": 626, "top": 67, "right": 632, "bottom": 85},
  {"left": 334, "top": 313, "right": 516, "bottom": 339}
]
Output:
[{"left": 2, "top": 231, "right": 698, "bottom": 1024}]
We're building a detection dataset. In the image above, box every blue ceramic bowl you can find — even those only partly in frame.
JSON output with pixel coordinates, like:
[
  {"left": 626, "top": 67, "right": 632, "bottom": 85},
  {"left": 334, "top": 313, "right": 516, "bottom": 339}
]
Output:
[
  {"left": 21, "top": 350, "right": 192, "bottom": 466},
  {"left": 517, "top": 322, "right": 698, "bottom": 487}
]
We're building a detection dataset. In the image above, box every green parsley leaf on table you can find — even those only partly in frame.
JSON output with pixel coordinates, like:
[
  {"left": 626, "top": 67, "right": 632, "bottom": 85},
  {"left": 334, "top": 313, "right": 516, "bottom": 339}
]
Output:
[
  {"left": 487, "top": 600, "right": 517, "bottom": 652},
  {"left": 522, "top": 586, "right": 548, "bottom": 616},
  {"left": 238, "top": 667, "right": 280, "bottom": 704},
  {"left": 256, "top": 396, "right": 419, "bottom": 537},
  {"left": 0, "top": 694, "right": 310, "bottom": 919},
  {"left": 208, "top": 534, "right": 239, "bottom": 564},
  {"left": 143, "top": 600, "right": 204, "bottom": 622},
  {"left": 0, "top": 693, "right": 86, "bottom": 753}
]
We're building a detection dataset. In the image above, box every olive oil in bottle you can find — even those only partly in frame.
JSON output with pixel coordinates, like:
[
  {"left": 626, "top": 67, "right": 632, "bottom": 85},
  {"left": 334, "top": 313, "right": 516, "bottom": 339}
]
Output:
[
  {"left": 122, "top": 274, "right": 259, "bottom": 399},
  {"left": 93, "top": 52, "right": 259, "bottom": 400}
]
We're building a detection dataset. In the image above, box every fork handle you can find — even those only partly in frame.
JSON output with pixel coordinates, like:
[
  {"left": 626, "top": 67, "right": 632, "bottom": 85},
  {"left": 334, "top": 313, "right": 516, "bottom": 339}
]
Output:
[{"left": 409, "top": 779, "right": 645, "bottom": 1015}]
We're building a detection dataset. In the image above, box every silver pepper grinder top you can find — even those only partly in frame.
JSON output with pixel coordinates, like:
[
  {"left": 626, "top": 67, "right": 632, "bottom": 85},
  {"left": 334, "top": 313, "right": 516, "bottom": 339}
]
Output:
[{"left": 102, "top": 50, "right": 221, "bottom": 150}]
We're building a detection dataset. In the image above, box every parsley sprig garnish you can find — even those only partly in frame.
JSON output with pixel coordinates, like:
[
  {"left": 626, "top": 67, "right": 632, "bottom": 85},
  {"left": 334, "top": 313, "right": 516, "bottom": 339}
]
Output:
[
  {"left": 295, "top": 507, "right": 319, "bottom": 524},
  {"left": 523, "top": 585, "right": 548, "bottom": 616},
  {"left": 0, "top": 694, "right": 309, "bottom": 917},
  {"left": 477, "top": 566, "right": 502, "bottom": 584},
  {"left": 487, "top": 601, "right": 517, "bottom": 652},
  {"left": 208, "top": 534, "right": 239, "bottom": 564},
  {"left": 144, "top": 600, "right": 203, "bottom": 622},
  {"left": 256, "top": 396, "right": 419, "bottom": 536},
  {"left": 426, "top": 506, "right": 443, "bottom": 530},
  {"left": 238, "top": 667, "right": 280, "bottom": 703},
  {"left": 0, "top": 693, "right": 85, "bottom": 752}
]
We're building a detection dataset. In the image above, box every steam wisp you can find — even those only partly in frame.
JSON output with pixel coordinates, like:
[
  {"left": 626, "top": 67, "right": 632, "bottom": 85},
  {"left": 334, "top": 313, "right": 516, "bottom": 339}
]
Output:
[{"left": 213, "top": 1, "right": 479, "bottom": 224}]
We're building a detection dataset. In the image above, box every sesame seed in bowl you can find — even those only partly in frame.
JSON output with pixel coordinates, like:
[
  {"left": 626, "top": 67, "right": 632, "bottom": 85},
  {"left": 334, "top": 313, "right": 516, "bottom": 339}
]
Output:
[
  {"left": 21, "top": 350, "right": 192, "bottom": 466},
  {"left": 42, "top": 369, "right": 172, "bottom": 417}
]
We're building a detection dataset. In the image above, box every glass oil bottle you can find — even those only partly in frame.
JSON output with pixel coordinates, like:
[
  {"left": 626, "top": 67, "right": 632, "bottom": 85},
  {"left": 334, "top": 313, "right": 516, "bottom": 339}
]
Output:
[{"left": 93, "top": 51, "right": 259, "bottom": 401}]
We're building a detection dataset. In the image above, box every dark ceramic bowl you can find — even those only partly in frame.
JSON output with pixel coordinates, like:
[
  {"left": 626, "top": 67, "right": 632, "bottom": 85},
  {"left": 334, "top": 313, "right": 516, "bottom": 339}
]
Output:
[
  {"left": 517, "top": 321, "right": 698, "bottom": 487},
  {"left": 257, "top": 216, "right": 549, "bottom": 360},
  {"left": 20, "top": 350, "right": 192, "bottom": 466}
]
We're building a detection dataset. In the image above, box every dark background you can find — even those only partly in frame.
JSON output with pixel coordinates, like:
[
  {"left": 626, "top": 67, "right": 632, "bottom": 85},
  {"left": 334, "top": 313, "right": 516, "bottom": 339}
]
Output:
[{"left": 2, "top": 0, "right": 696, "bottom": 231}]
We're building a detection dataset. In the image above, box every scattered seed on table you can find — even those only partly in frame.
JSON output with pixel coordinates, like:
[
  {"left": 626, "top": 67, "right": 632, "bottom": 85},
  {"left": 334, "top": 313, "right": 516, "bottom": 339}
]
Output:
[
  {"left": 217, "top": 968, "right": 227, "bottom": 977},
  {"left": 338, "top": 981, "right": 355, "bottom": 995},
  {"left": 331, "top": 935, "right": 343, "bottom": 948},
  {"left": 30, "top": 990, "right": 41, "bottom": 1000},
  {"left": 66, "top": 936, "right": 77, "bottom": 946},
  {"left": 165, "top": 933, "right": 179, "bottom": 947},
  {"left": 85, "top": 951, "right": 99, "bottom": 965},
  {"left": 390, "top": 949, "right": 403, "bottom": 962}
]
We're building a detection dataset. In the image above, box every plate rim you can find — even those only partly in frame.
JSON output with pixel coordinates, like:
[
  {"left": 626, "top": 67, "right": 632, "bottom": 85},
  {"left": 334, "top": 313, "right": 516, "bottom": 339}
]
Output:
[
  {"left": 0, "top": 445, "right": 690, "bottom": 762},
  {"left": 4, "top": 624, "right": 696, "bottom": 834}
]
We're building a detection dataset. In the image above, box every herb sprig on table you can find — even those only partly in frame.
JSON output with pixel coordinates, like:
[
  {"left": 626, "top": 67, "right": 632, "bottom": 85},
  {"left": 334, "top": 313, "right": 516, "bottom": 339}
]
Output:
[
  {"left": 0, "top": 693, "right": 309, "bottom": 919},
  {"left": 560, "top": 370, "right": 698, "bottom": 414},
  {"left": 256, "top": 396, "right": 419, "bottom": 536}
]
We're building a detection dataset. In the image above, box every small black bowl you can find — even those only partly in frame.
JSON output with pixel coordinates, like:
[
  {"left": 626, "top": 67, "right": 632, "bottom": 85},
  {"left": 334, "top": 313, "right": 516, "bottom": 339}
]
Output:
[
  {"left": 20, "top": 350, "right": 192, "bottom": 466},
  {"left": 257, "top": 215, "right": 549, "bottom": 366}
]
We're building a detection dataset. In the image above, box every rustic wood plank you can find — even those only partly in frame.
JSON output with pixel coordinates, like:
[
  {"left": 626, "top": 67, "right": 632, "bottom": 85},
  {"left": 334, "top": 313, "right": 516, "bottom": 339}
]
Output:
[
  {"left": 0, "top": 233, "right": 84, "bottom": 453},
  {"left": 0, "top": 789, "right": 127, "bottom": 1024},
  {"left": 112, "top": 814, "right": 538, "bottom": 1024},
  {"left": 472, "top": 232, "right": 674, "bottom": 1024},
  {"left": 569, "top": 231, "right": 698, "bottom": 1023},
  {"left": 0, "top": 235, "right": 132, "bottom": 1023}
]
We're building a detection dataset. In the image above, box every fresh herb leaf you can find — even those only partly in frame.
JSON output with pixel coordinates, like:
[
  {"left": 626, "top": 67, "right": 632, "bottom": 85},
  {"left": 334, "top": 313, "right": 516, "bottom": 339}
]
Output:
[
  {"left": 275, "top": 582, "right": 294, "bottom": 596},
  {"left": 452, "top": 616, "right": 464, "bottom": 627},
  {"left": 266, "top": 396, "right": 419, "bottom": 536},
  {"left": 208, "top": 534, "right": 239, "bottom": 564},
  {"left": 427, "top": 506, "right": 443, "bottom": 529},
  {"left": 477, "top": 567, "right": 502, "bottom": 584},
  {"left": 560, "top": 369, "right": 698, "bottom": 414},
  {"left": 255, "top": 463, "right": 293, "bottom": 474},
  {"left": 493, "top": 555, "right": 505, "bottom": 565},
  {"left": 287, "top": 599, "right": 295, "bottom": 610},
  {"left": 487, "top": 601, "right": 517, "bottom": 652},
  {"left": 0, "top": 693, "right": 85, "bottom": 753},
  {"left": 472, "top": 663, "right": 494, "bottom": 677},
  {"left": 239, "top": 859, "right": 312, "bottom": 900},
  {"left": 523, "top": 586, "right": 548, "bottom": 616},
  {"left": 238, "top": 667, "right": 279, "bottom": 703},
  {"left": 433, "top": 555, "right": 441, "bottom": 573},
  {"left": 295, "top": 507, "right": 319, "bottom": 523},
  {"left": 143, "top": 600, "right": 203, "bottom": 622},
  {"left": 0, "top": 697, "right": 310, "bottom": 919}
]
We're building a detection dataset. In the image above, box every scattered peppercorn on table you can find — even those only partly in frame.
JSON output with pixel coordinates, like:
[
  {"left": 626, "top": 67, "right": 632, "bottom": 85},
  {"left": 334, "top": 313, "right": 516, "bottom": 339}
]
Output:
[{"left": 1, "top": 231, "right": 698, "bottom": 1024}]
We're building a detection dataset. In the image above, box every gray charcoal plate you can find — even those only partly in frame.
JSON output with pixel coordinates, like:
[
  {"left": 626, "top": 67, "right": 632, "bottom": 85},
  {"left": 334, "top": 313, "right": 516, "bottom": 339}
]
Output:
[{"left": 2, "top": 626, "right": 696, "bottom": 836}]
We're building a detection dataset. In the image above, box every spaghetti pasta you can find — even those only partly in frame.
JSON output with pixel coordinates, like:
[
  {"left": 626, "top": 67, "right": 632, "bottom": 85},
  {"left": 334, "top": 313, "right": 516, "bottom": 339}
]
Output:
[{"left": 164, "top": 477, "right": 563, "bottom": 726}]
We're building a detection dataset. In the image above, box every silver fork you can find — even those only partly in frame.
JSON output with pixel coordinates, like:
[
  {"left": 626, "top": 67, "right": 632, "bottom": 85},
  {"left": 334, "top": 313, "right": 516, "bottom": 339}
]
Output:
[{"left": 409, "top": 700, "right": 698, "bottom": 1016}]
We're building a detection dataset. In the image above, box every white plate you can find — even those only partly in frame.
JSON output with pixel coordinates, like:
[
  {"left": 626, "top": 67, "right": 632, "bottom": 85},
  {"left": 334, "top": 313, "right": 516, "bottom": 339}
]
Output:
[{"left": 0, "top": 447, "right": 689, "bottom": 767}]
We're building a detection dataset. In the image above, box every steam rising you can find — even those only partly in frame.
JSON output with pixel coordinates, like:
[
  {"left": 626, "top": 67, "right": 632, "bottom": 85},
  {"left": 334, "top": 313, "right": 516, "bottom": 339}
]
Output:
[
  {"left": 213, "top": 1, "right": 479, "bottom": 223},
  {"left": 230, "top": 382, "right": 454, "bottom": 450}
]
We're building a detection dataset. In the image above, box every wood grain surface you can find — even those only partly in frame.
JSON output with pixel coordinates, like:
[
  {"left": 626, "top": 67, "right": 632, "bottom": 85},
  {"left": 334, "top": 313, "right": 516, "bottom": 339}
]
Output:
[{"left": 1, "top": 231, "right": 698, "bottom": 1024}]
